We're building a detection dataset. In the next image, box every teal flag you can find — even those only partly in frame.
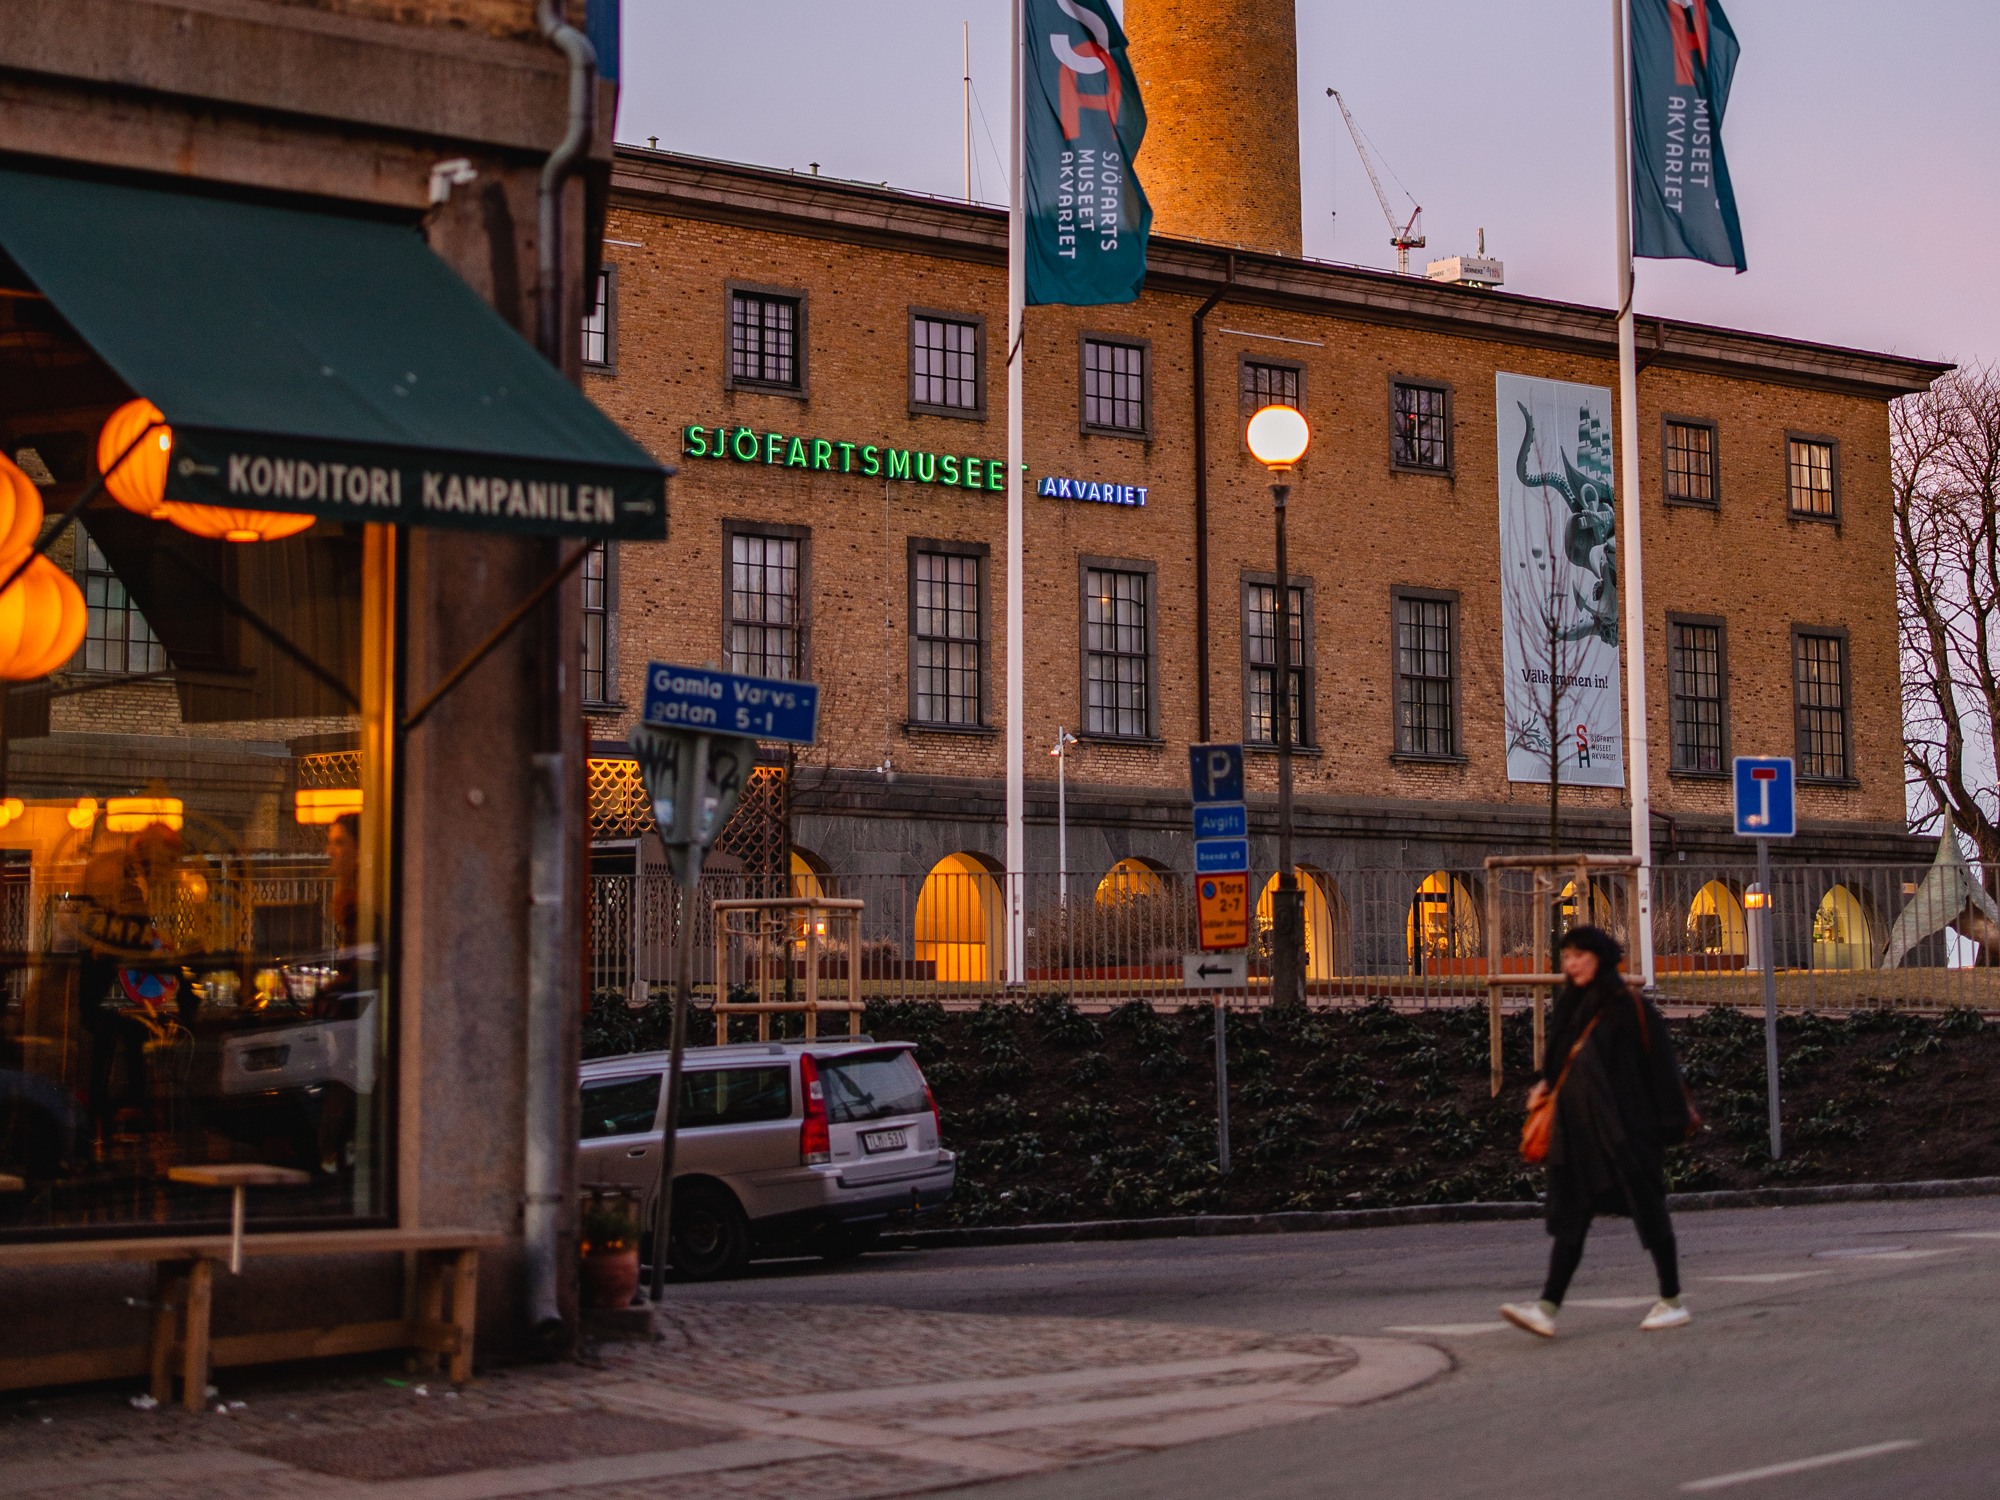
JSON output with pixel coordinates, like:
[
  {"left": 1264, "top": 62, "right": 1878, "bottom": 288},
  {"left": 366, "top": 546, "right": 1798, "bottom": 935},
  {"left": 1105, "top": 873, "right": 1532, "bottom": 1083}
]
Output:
[
  {"left": 1629, "top": 0, "right": 1746, "bottom": 272},
  {"left": 1024, "top": 0, "right": 1151, "bottom": 306}
]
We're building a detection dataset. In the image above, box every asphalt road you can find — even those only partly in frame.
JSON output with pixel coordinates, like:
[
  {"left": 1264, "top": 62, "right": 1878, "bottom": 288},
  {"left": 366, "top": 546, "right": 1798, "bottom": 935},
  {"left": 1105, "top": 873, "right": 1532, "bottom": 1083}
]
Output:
[{"left": 680, "top": 1197, "right": 2000, "bottom": 1498}]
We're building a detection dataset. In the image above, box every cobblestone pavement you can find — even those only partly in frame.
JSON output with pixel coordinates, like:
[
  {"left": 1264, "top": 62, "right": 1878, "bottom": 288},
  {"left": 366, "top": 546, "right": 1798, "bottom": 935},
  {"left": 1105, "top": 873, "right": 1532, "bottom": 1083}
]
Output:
[{"left": 0, "top": 1302, "right": 1447, "bottom": 1500}]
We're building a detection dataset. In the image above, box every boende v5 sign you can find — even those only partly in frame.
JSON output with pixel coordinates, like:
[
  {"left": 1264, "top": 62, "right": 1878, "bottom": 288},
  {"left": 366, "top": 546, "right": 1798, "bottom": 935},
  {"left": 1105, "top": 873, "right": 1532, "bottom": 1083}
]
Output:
[{"left": 1495, "top": 372, "right": 1625, "bottom": 789}]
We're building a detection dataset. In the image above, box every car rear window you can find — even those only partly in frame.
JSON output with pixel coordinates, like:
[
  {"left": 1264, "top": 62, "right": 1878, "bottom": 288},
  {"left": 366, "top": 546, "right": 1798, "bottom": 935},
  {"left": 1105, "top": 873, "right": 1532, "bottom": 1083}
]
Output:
[
  {"left": 817, "top": 1050, "right": 928, "bottom": 1124},
  {"left": 681, "top": 1066, "right": 791, "bottom": 1128},
  {"left": 580, "top": 1075, "right": 660, "bottom": 1140}
]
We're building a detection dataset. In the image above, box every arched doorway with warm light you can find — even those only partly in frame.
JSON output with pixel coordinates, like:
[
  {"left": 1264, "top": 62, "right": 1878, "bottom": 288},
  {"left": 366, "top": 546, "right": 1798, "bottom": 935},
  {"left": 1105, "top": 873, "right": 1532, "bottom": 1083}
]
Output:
[
  {"left": 1686, "top": 880, "right": 1747, "bottom": 969},
  {"left": 1813, "top": 884, "right": 1875, "bottom": 970},
  {"left": 914, "top": 851, "right": 1004, "bottom": 984},
  {"left": 1095, "top": 856, "right": 1169, "bottom": 905},
  {"left": 1407, "top": 871, "right": 1481, "bottom": 975},
  {"left": 789, "top": 846, "right": 833, "bottom": 900},
  {"left": 1256, "top": 867, "right": 1340, "bottom": 981}
]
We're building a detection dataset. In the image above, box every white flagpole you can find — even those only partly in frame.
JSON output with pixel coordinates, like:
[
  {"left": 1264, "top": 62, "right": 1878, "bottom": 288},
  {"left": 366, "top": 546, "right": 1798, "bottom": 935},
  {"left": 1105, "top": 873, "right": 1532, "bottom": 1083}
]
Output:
[
  {"left": 1611, "top": 0, "right": 1657, "bottom": 988},
  {"left": 1005, "top": 0, "right": 1028, "bottom": 986}
]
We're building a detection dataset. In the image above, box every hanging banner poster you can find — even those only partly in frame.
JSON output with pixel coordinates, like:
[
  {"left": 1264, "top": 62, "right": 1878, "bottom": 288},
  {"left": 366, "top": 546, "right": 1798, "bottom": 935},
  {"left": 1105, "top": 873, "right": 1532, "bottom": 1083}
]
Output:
[{"left": 1495, "top": 372, "right": 1625, "bottom": 788}]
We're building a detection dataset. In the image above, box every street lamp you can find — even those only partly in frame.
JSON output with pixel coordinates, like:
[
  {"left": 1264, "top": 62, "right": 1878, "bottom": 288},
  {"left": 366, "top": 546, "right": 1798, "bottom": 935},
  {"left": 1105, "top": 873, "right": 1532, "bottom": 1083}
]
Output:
[
  {"left": 1050, "top": 726, "right": 1078, "bottom": 906},
  {"left": 1246, "top": 404, "right": 1311, "bottom": 1009}
]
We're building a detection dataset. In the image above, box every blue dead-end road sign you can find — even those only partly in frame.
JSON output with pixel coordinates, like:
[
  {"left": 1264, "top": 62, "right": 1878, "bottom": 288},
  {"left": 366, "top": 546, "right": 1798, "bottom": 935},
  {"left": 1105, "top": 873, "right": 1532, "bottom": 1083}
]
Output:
[
  {"left": 1194, "top": 838, "right": 1250, "bottom": 875},
  {"left": 1194, "top": 803, "right": 1247, "bottom": 841},
  {"left": 1734, "top": 757, "right": 1796, "bottom": 838},
  {"left": 644, "top": 662, "right": 820, "bottom": 745},
  {"left": 1189, "top": 743, "right": 1245, "bottom": 805}
]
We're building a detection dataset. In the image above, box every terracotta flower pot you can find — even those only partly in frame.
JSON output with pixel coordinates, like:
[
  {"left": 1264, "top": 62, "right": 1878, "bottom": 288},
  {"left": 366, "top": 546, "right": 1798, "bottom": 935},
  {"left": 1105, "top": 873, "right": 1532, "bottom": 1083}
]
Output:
[{"left": 580, "top": 1246, "right": 641, "bottom": 1310}]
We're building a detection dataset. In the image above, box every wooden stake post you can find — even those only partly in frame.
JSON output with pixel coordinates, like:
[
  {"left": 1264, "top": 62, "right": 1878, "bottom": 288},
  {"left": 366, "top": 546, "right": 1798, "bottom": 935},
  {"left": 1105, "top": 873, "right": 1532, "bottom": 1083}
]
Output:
[
  {"left": 711, "top": 896, "right": 866, "bottom": 1043},
  {"left": 1482, "top": 854, "right": 1643, "bottom": 1098}
]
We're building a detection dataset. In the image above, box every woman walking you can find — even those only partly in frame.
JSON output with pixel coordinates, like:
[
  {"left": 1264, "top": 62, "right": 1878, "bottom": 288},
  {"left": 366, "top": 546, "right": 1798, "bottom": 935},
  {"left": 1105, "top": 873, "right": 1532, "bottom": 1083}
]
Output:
[{"left": 1502, "top": 925, "right": 1694, "bottom": 1337}]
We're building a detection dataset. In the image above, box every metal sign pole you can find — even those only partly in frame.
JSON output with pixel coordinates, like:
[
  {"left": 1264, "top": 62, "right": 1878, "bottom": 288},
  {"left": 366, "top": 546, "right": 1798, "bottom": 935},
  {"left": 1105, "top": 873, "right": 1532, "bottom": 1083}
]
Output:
[
  {"left": 1759, "top": 833, "right": 1782, "bottom": 1161},
  {"left": 1214, "top": 992, "right": 1231, "bottom": 1176},
  {"left": 648, "top": 734, "right": 709, "bottom": 1304}
]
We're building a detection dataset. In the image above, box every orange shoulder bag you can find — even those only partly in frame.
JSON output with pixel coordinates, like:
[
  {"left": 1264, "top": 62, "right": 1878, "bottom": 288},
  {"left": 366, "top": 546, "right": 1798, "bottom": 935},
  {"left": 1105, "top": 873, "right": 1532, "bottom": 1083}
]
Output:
[{"left": 1519, "top": 1013, "right": 1601, "bottom": 1164}]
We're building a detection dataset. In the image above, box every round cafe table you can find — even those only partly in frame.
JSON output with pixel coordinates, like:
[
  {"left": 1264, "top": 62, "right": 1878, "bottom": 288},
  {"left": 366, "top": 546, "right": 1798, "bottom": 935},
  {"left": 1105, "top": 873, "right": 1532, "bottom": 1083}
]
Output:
[{"left": 167, "top": 1163, "right": 311, "bottom": 1273}]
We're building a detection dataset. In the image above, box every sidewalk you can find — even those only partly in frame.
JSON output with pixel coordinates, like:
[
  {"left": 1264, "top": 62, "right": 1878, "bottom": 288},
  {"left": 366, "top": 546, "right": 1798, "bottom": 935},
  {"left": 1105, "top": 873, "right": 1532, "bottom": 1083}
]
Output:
[{"left": 0, "top": 1302, "right": 1447, "bottom": 1500}]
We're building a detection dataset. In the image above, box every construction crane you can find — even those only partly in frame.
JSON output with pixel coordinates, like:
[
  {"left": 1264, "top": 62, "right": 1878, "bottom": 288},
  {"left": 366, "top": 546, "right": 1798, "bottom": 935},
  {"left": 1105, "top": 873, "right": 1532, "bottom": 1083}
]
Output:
[{"left": 1327, "top": 88, "right": 1425, "bottom": 275}]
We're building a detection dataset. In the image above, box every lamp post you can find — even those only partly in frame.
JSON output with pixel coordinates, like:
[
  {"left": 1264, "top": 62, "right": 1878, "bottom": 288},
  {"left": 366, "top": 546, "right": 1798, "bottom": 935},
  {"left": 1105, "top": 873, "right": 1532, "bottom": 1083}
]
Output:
[
  {"left": 1051, "top": 726, "right": 1078, "bottom": 907},
  {"left": 1246, "top": 405, "right": 1311, "bottom": 1010}
]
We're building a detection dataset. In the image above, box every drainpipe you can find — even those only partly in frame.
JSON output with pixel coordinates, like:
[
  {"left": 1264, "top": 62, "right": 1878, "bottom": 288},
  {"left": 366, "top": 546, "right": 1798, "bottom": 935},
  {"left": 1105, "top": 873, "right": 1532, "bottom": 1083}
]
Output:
[
  {"left": 1191, "top": 253, "right": 1236, "bottom": 742},
  {"left": 523, "top": 0, "right": 597, "bottom": 1342}
]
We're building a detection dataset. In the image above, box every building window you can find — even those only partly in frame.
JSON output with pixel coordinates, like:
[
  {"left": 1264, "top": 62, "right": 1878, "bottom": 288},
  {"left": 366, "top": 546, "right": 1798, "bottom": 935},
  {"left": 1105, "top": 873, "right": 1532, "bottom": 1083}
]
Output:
[
  {"left": 1082, "top": 564, "right": 1152, "bottom": 738},
  {"left": 726, "top": 530, "right": 805, "bottom": 679},
  {"left": 909, "top": 311, "right": 983, "bottom": 417},
  {"left": 1241, "top": 359, "right": 1302, "bottom": 415},
  {"left": 1390, "top": 380, "right": 1451, "bottom": 473},
  {"left": 1663, "top": 418, "right": 1716, "bottom": 506},
  {"left": 1667, "top": 617, "right": 1726, "bottom": 774},
  {"left": 581, "top": 265, "right": 615, "bottom": 371},
  {"left": 581, "top": 540, "right": 615, "bottom": 705},
  {"left": 728, "top": 285, "right": 804, "bottom": 392},
  {"left": 1794, "top": 630, "right": 1849, "bottom": 780},
  {"left": 1393, "top": 590, "right": 1456, "bottom": 757},
  {"left": 909, "top": 544, "right": 985, "bottom": 727},
  {"left": 1787, "top": 436, "right": 1838, "bottom": 518},
  {"left": 1243, "top": 578, "right": 1309, "bottom": 746},
  {"left": 1081, "top": 337, "right": 1148, "bottom": 435},
  {"left": 77, "top": 530, "right": 166, "bottom": 675}
]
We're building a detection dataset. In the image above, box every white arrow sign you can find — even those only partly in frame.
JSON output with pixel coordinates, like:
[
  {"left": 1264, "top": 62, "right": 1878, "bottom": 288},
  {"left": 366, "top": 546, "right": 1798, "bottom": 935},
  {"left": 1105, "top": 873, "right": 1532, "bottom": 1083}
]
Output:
[{"left": 1182, "top": 951, "right": 1247, "bottom": 990}]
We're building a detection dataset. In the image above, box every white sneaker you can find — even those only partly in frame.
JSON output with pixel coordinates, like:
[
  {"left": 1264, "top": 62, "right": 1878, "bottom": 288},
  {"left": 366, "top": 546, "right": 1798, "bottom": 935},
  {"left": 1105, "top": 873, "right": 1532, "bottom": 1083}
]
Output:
[
  {"left": 1640, "top": 1299, "right": 1691, "bottom": 1331},
  {"left": 1500, "top": 1301, "right": 1557, "bottom": 1338}
]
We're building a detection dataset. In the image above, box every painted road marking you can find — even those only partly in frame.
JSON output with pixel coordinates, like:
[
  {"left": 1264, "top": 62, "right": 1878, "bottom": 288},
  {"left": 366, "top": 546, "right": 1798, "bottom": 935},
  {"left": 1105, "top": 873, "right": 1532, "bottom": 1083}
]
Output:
[
  {"left": 1811, "top": 1247, "right": 1953, "bottom": 1261},
  {"left": 1703, "top": 1272, "right": 1831, "bottom": 1285},
  {"left": 1384, "top": 1322, "right": 1511, "bottom": 1336},
  {"left": 1562, "top": 1296, "right": 1657, "bottom": 1309},
  {"left": 1679, "top": 1438, "right": 1922, "bottom": 1492},
  {"left": 1947, "top": 1230, "right": 2000, "bottom": 1240}
]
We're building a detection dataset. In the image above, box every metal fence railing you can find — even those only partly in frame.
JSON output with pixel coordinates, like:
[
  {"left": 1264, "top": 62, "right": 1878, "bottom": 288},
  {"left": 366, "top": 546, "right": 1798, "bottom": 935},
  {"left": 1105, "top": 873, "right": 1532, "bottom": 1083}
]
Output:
[{"left": 585, "top": 861, "right": 2000, "bottom": 1014}]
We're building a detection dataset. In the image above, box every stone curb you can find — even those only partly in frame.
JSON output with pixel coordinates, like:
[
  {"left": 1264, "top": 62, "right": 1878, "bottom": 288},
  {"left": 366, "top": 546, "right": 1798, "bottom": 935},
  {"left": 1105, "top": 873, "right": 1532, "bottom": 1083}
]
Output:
[{"left": 885, "top": 1176, "right": 2000, "bottom": 1251}]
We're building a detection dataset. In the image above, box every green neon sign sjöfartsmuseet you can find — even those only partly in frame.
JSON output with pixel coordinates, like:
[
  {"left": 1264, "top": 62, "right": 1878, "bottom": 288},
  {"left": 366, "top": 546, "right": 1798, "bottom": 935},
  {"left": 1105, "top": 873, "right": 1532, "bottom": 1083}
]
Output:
[{"left": 681, "top": 424, "right": 1006, "bottom": 492}]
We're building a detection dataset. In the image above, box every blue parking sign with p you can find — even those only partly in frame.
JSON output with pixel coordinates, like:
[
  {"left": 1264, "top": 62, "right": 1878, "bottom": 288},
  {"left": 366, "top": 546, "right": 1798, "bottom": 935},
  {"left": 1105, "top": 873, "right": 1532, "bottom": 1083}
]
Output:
[
  {"left": 1189, "top": 743, "right": 1244, "bottom": 804},
  {"left": 1733, "top": 757, "right": 1796, "bottom": 839}
]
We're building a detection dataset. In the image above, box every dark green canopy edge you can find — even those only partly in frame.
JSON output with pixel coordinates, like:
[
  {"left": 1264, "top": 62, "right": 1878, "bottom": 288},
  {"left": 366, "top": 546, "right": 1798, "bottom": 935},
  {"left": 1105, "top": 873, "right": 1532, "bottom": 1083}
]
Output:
[{"left": 0, "top": 166, "right": 667, "bottom": 540}]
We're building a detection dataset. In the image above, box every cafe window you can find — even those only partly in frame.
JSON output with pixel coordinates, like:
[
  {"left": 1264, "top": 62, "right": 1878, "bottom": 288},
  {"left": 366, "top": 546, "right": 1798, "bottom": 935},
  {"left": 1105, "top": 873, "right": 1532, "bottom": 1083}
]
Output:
[
  {"left": 1788, "top": 435, "right": 1839, "bottom": 519},
  {"left": 76, "top": 529, "right": 167, "bottom": 675},
  {"left": 1241, "top": 359, "right": 1302, "bottom": 415},
  {"left": 1080, "top": 336, "right": 1148, "bottom": 436},
  {"left": 909, "top": 542, "right": 985, "bottom": 728},
  {"left": 725, "top": 527, "right": 806, "bottom": 680},
  {"left": 581, "top": 539, "right": 616, "bottom": 707},
  {"left": 727, "top": 283, "right": 805, "bottom": 394},
  {"left": 1393, "top": 588, "right": 1458, "bottom": 757},
  {"left": 1391, "top": 379, "right": 1452, "bottom": 473},
  {"left": 909, "top": 310, "right": 984, "bottom": 418},
  {"left": 1668, "top": 616, "right": 1727, "bottom": 774},
  {"left": 1794, "top": 628, "right": 1850, "bottom": 780},
  {"left": 580, "top": 265, "right": 615, "bottom": 371},
  {"left": 1081, "top": 562, "right": 1153, "bottom": 739},
  {"left": 1663, "top": 418, "right": 1718, "bottom": 507},
  {"left": 1243, "top": 575, "right": 1311, "bottom": 746},
  {"left": 3, "top": 509, "right": 391, "bottom": 1238}
]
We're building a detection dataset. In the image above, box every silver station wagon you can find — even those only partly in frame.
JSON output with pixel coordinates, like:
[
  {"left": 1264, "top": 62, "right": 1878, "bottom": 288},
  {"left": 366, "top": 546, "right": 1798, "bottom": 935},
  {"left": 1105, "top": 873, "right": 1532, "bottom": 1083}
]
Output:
[{"left": 577, "top": 1037, "right": 955, "bottom": 1278}]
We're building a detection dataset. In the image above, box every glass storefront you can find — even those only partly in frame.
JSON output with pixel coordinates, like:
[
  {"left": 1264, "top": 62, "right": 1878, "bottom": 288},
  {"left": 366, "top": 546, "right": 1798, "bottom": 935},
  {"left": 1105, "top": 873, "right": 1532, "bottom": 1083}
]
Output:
[{"left": 0, "top": 509, "right": 393, "bottom": 1235}]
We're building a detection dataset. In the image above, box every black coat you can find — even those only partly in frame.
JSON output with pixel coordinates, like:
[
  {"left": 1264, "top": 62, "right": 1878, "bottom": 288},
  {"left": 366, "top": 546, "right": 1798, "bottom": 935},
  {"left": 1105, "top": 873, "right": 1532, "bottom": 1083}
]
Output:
[{"left": 1539, "top": 977, "right": 1691, "bottom": 1238}]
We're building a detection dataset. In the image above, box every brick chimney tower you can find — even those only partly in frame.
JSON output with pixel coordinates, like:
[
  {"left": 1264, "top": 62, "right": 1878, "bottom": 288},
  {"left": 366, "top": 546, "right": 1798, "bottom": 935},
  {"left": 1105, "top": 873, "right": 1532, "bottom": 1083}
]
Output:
[{"left": 1122, "top": 0, "right": 1303, "bottom": 259}]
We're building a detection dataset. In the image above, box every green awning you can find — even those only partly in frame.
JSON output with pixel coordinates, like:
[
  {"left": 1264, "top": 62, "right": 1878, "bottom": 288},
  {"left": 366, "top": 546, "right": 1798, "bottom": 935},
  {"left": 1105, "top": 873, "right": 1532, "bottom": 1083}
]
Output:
[{"left": 0, "top": 167, "right": 667, "bottom": 539}]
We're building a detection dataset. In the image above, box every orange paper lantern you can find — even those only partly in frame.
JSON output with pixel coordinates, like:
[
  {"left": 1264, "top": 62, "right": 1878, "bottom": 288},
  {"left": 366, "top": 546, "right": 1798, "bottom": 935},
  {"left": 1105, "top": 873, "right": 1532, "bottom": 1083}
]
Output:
[
  {"left": 158, "top": 502, "right": 315, "bottom": 544},
  {"left": 0, "top": 554, "right": 87, "bottom": 681},
  {"left": 96, "top": 398, "right": 174, "bottom": 518},
  {"left": 0, "top": 453, "right": 44, "bottom": 565}
]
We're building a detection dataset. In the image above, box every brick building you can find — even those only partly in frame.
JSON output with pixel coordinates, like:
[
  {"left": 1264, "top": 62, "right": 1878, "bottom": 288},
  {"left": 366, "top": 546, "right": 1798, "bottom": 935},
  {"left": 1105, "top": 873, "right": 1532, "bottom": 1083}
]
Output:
[{"left": 583, "top": 175, "right": 1939, "bottom": 885}]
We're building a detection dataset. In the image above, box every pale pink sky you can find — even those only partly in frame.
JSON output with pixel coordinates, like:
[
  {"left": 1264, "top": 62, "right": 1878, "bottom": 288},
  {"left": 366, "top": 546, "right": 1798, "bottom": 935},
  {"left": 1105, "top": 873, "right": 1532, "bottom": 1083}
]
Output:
[{"left": 616, "top": 1, "right": 1998, "bottom": 368}]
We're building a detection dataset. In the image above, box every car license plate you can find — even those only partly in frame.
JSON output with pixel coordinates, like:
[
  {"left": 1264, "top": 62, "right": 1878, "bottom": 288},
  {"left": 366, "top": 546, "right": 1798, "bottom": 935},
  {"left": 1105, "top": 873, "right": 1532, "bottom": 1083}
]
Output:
[{"left": 861, "top": 1127, "right": 908, "bottom": 1155}]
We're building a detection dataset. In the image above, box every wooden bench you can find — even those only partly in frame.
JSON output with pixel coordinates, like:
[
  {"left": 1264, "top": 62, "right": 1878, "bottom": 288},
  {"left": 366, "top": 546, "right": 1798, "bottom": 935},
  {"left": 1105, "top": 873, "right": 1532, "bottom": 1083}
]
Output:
[{"left": 0, "top": 1228, "right": 503, "bottom": 1411}]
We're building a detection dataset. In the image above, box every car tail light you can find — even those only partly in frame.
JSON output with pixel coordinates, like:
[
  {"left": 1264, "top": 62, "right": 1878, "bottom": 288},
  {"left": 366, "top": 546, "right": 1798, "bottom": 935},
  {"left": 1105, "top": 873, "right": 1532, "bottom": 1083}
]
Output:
[
  {"left": 923, "top": 1077, "right": 942, "bottom": 1143},
  {"left": 799, "top": 1053, "right": 831, "bottom": 1165}
]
